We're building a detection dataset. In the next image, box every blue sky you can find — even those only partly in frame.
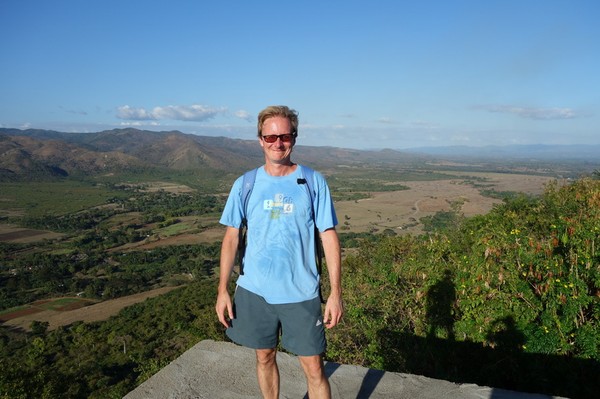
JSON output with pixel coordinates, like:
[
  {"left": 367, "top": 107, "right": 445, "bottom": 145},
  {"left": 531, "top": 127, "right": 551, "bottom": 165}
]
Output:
[{"left": 1, "top": 0, "right": 598, "bottom": 150}]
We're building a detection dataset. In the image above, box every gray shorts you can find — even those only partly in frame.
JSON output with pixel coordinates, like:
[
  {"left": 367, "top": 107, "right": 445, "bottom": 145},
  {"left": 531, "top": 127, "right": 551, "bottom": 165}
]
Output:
[{"left": 226, "top": 286, "right": 326, "bottom": 356}]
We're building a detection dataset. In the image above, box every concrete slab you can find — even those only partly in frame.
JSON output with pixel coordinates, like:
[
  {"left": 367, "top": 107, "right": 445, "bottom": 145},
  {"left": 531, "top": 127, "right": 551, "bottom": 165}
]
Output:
[{"left": 124, "top": 340, "right": 567, "bottom": 399}]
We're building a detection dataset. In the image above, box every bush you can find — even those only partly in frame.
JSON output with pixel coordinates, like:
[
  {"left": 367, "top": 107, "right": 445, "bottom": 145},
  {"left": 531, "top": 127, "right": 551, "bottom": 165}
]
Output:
[{"left": 328, "top": 178, "right": 600, "bottom": 398}]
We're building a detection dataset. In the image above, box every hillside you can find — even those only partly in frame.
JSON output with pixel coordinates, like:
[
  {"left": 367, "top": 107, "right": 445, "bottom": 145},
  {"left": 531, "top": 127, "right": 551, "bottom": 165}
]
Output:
[
  {"left": 1, "top": 128, "right": 438, "bottom": 181},
  {"left": 6, "top": 127, "right": 596, "bottom": 182},
  {"left": 1, "top": 178, "right": 598, "bottom": 398},
  {"left": 0, "top": 129, "right": 261, "bottom": 179},
  {"left": 0, "top": 128, "right": 598, "bottom": 398}
]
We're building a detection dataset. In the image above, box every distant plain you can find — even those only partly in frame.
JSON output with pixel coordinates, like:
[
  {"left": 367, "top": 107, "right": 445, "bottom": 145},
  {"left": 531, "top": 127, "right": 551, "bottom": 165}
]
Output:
[{"left": 0, "top": 168, "right": 559, "bottom": 331}]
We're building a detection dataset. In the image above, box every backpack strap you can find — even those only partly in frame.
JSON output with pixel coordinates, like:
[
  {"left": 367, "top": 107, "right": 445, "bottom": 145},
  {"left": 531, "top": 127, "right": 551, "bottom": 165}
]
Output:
[
  {"left": 297, "top": 165, "right": 325, "bottom": 303},
  {"left": 298, "top": 165, "right": 315, "bottom": 207},
  {"left": 237, "top": 168, "right": 258, "bottom": 275}
]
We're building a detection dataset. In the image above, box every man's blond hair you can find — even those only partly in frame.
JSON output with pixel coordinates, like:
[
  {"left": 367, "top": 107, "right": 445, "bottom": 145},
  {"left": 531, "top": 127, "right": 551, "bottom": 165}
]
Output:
[{"left": 257, "top": 105, "right": 299, "bottom": 137}]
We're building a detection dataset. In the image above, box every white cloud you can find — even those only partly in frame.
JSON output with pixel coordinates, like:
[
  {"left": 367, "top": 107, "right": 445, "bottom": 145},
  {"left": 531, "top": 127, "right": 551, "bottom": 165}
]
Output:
[
  {"left": 475, "top": 104, "right": 578, "bottom": 120},
  {"left": 235, "top": 110, "right": 253, "bottom": 122},
  {"left": 116, "top": 105, "right": 156, "bottom": 120},
  {"left": 116, "top": 104, "right": 226, "bottom": 122},
  {"left": 119, "top": 121, "right": 160, "bottom": 127},
  {"left": 154, "top": 105, "right": 226, "bottom": 121}
]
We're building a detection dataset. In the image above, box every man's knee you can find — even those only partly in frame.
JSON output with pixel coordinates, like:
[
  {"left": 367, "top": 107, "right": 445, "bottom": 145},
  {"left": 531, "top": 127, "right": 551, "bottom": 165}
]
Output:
[
  {"left": 256, "top": 348, "right": 277, "bottom": 367},
  {"left": 299, "top": 355, "right": 326, "bottom": 380}
]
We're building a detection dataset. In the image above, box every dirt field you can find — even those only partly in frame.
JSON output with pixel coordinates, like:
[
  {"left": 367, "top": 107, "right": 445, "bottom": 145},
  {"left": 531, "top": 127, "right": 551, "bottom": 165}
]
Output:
[
  {"left": 0, "top": 224, "right": 65, "bottom": 243},
  {"left": 334, "top": 173, "right": 556, "bottom": 235},
  {"left": 118, "top": 181, "right": 195, "bottom": 193},
  {"left": 131, "top": 229, "right": 225, "bottom": 249},
  {"left": 109, "top": 172, "right": 559, "bottom": 244},
  {"left": 2, "top": 286, "right": 181, "bottom": 332},
  {"left": 0, "top": 297, "right": 96, "bottom": 322},
  {"left": 112, "top": 214, "right": 225, "bottom": 251}
]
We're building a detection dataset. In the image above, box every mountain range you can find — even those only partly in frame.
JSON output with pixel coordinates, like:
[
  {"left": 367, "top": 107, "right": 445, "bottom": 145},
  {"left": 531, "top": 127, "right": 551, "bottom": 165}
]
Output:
[
  {"left": 403, "top": 143, "right": 600, "bottom": 160},
  {"left": 0, "top": 128, "right": 428, "bottom": 181},
  {"left": 1, "top": 128, "right": 598, "bottom": 181}
]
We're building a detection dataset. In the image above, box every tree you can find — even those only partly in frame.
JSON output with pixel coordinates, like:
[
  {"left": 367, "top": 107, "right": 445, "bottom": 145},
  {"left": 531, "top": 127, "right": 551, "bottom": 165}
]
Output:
[{"left": 30, "top": 321, "right": 49, "bottom": 336}]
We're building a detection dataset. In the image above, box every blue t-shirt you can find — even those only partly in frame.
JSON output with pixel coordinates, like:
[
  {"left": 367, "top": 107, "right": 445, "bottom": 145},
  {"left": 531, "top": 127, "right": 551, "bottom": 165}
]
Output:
[{"left": 220, "top": 165, "right": 338, "bottom": 304}]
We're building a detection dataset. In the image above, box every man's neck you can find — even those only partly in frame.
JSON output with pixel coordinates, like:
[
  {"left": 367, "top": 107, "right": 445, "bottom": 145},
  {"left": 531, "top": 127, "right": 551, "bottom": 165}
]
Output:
[{"left": 264, "top": 161, "right": 296, "bottom": 176}]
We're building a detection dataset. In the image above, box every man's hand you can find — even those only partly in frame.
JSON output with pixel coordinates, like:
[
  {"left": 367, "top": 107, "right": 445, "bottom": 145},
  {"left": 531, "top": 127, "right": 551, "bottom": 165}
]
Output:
[
  {"left": 323, "top": 295, "right": 343, "bottom": 329},
  {"left": 215, "top": 291, "right": 234, "bottom": 328}
]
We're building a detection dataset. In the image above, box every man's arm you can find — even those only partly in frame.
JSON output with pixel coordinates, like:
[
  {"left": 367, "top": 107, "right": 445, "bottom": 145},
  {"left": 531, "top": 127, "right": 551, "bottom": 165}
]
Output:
[
  {"left": 320, "top": 227, "right": 343, "bottom": 329},
  {"left": 215, "top": 226, "right": 239, "bottom": 328}
]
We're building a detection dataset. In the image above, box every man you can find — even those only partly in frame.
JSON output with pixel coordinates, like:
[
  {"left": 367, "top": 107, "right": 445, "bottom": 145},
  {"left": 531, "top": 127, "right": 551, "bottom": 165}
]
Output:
[{"left": 216, "top": 105, "right": 343, "bottom": 398}]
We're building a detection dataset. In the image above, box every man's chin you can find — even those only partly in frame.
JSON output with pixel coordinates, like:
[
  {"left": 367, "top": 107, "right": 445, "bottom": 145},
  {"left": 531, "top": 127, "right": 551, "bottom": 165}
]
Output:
[{"left": 266, "top": 151, "right": 293, "bottom": 163}]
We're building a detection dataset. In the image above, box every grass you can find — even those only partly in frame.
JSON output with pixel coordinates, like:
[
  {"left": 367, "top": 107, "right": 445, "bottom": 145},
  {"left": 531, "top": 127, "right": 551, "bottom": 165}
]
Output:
[
  {"left": 0, "top": 180, "right": 128, "bottom": 218},
  {"left": 0, "top": 305, "right": 29, "bottom": 316},
  {"left": 160, "top": 221, "right": 197, "bottom": 236},
  {"left": 1, "top": 298, "right": 94, "bottom": 319},
  {"left": 36, "top": 297, "right": 88, "bottom": 311},
  {"left": 92, "top": 169, "right": 234, "bottom": 194}
]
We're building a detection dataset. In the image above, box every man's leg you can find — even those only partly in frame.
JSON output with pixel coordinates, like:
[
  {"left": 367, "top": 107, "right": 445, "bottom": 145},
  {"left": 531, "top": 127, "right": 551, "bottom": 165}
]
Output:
[
  {"left": 256, "top": 348, "right": 279, "bottom": 399},
  {"left": 298, "top": 354, "right": 330, "bottom": 399}
]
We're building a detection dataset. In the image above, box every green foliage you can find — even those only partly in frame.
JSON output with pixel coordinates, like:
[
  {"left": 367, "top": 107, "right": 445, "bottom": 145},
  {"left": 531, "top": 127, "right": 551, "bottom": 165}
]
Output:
[
  {"left": 420, "top": 210, "right": 460, "bottom": 232},
  {"left": 0, "top": 180, "right": 225, "bottom": 254},
  {"left": 21, "top": 207, "right": 116, "bottom": 232},
  {"left": 419, "top": 199, "right": 466, "bottom": 233},
  {"left": 0, "top": 182, "right": 224, "bottom": 311},
  {"left": 0, "top": 243, "right": 219, "bottom": 311},
  {"left": 0, "top": 280, "right": 225, "bottom": 399},
  {"left": 94, "top": 169, "right": 235, "bottom": 194},
  {"left": 328, "top": 178, "right": 600, "bottom": 398},
  {"left": 338, "top": 231, "right": 382, "bottom": 248},
  {"left": 16, "top": 190, "right": 223, "bottom": 233},
  {"left": 0, "top": 180, "right": 129, "bottom": 218},
  {"left": 2, "top": 172, "right": 599, "bottom": 398},
  {"left": 30, "top": 321, "right": 49, "bottom": 335},
  {"left": 124, "top": 190, "right": 223, "bottom": 217}
]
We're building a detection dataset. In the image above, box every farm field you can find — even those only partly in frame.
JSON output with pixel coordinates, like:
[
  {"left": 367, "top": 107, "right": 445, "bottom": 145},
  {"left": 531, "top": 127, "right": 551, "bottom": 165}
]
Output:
[
  {"left": 2, "top": 286, "right": 180, "bottom": 332},
  {"left": 332, "top": 172, "right": 556, "bottom": 235},
  {"left": 0, "top": 224, "right": 65, "bottom": 243},
  {"left": 0, "top": 172, "right": 558, "bottom": 246}
]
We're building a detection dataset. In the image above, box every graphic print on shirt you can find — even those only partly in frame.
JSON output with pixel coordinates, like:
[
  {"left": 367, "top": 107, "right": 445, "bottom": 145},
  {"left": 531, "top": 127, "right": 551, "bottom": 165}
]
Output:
[{"left": 263, "top": 193, "right": 294, "bottom": 220}]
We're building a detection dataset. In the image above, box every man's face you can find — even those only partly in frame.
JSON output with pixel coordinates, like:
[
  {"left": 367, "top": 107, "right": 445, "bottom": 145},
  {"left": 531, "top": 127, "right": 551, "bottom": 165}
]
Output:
[{"left": 259, "top": 116, "right": 295, "bottom": 165}]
